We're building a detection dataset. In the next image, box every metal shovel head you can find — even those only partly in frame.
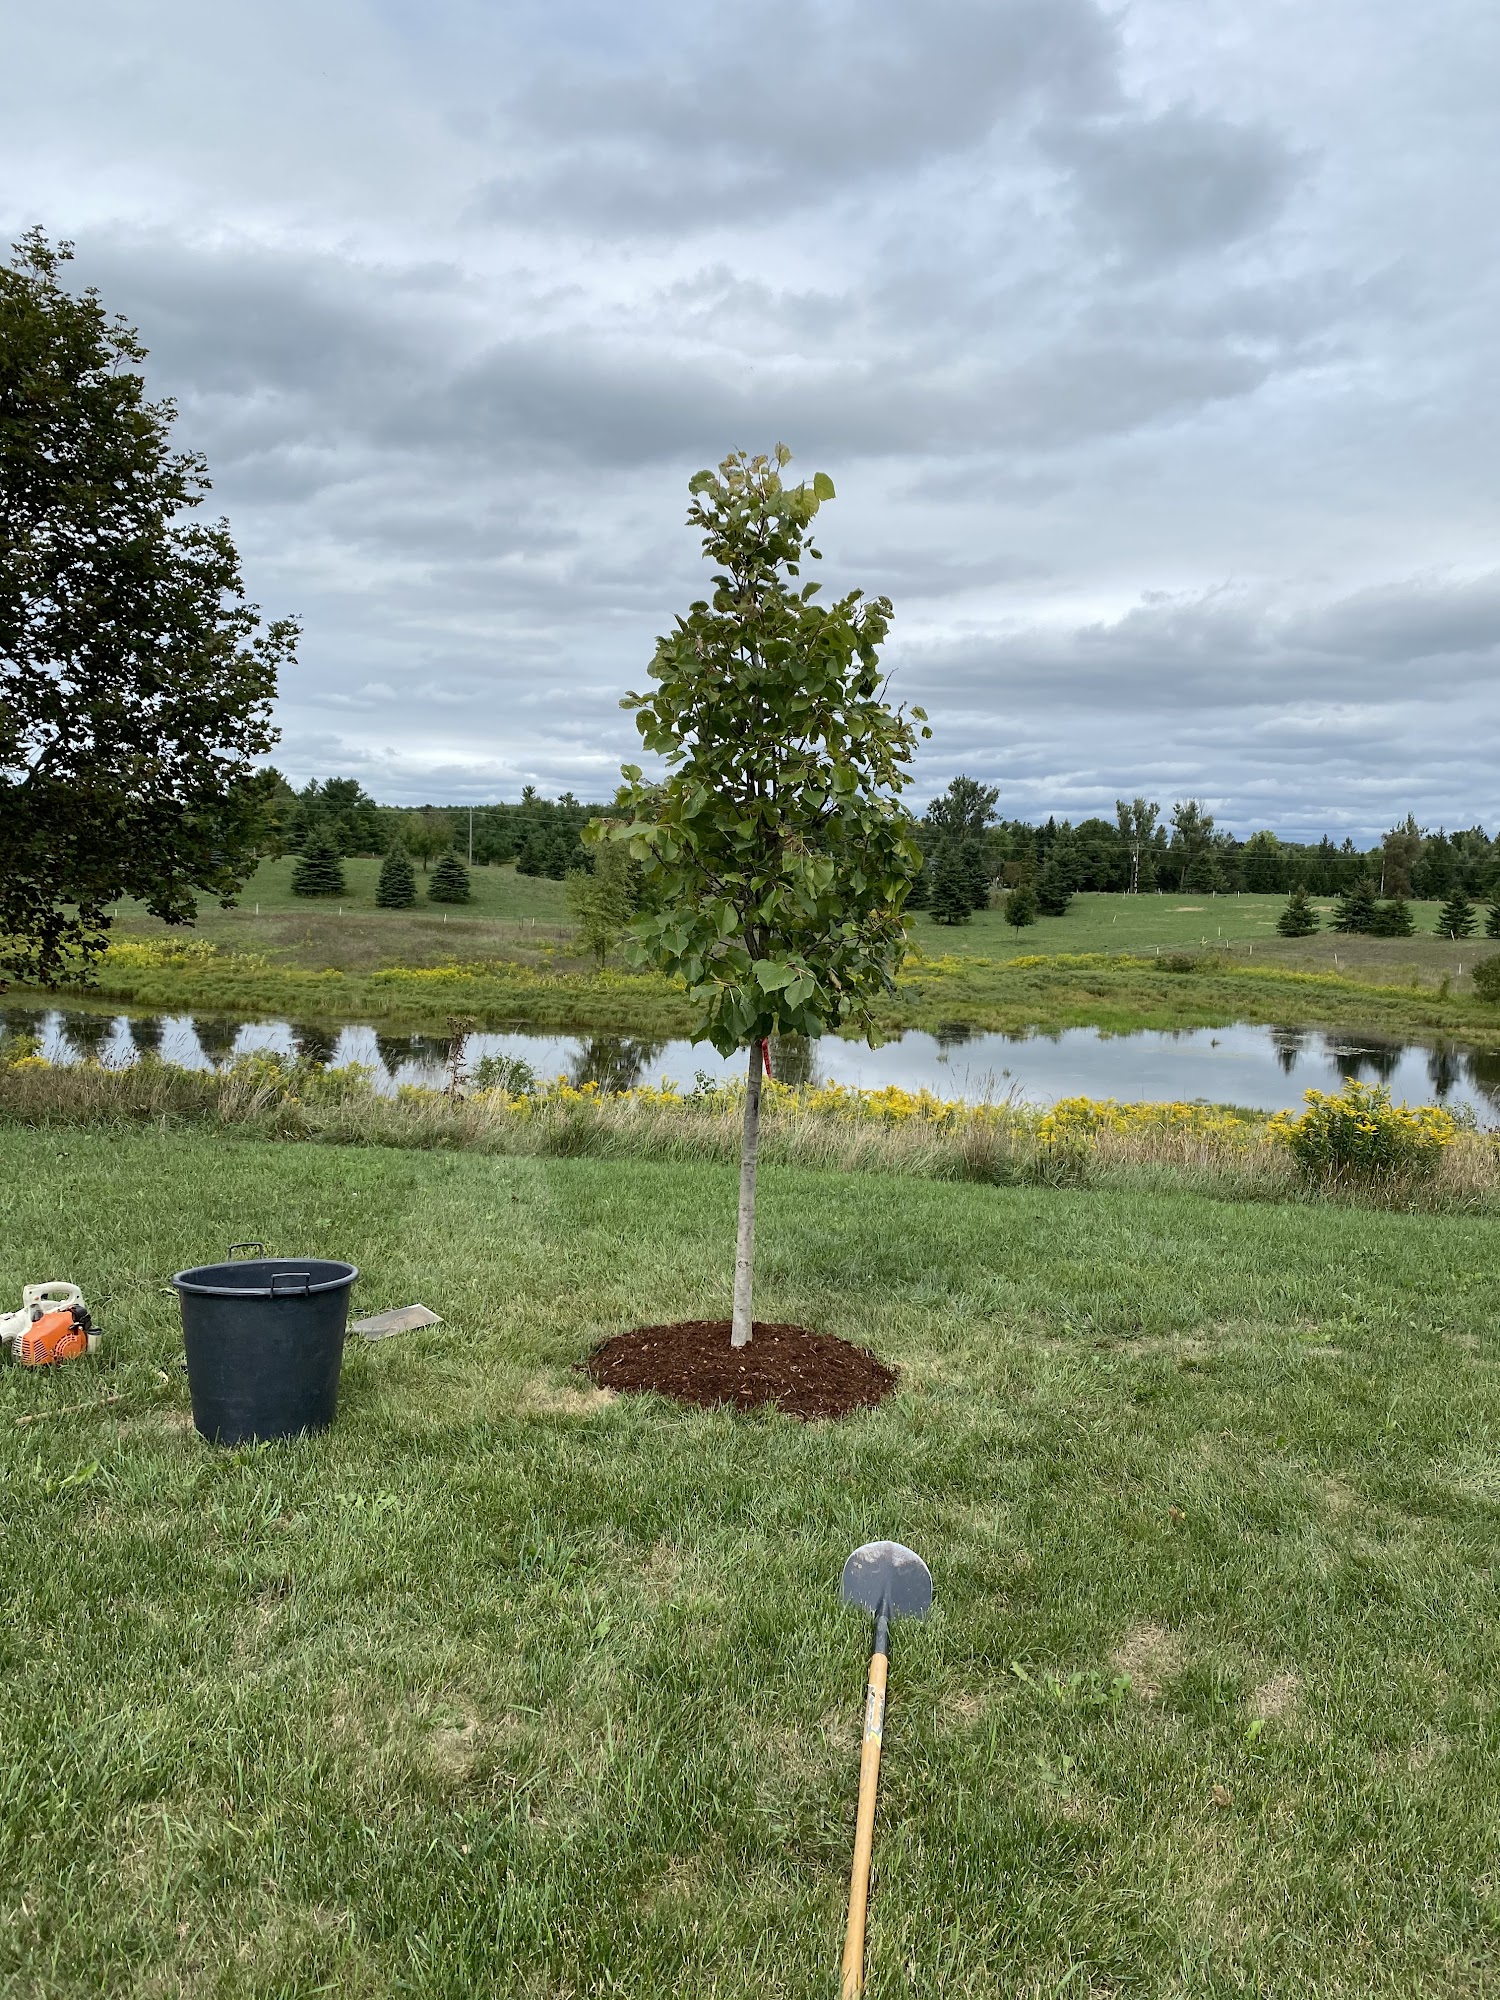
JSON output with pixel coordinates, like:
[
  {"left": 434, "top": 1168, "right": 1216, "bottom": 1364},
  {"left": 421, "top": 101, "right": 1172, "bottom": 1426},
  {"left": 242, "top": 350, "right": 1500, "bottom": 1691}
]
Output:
[{"left": 841, "top": 1541, "right": 933, "bottom": 1621}]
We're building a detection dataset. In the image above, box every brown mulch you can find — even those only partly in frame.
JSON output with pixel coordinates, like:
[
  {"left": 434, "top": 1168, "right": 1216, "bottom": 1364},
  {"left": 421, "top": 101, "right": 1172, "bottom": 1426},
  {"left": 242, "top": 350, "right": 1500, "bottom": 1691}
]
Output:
[{"left": 583, "top": 1319, "right": 897, "bottom": 1421}]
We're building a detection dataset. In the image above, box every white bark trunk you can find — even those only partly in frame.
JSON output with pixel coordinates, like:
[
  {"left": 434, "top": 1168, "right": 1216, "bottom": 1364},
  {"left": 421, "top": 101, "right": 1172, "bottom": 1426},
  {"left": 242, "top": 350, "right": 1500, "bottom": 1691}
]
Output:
[{"left": 731, "top": 1041, "right": 763, "bottom": 1348}]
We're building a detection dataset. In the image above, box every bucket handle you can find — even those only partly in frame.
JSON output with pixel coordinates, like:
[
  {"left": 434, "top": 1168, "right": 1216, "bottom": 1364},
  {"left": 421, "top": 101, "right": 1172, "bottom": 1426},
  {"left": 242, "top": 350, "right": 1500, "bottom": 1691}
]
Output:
[
  {"left": 270, "top": 1271, "right": 312, "bottom": 1297},
  {"left": 228, "top": 1241, "right": 266, "bottom": 1260}
]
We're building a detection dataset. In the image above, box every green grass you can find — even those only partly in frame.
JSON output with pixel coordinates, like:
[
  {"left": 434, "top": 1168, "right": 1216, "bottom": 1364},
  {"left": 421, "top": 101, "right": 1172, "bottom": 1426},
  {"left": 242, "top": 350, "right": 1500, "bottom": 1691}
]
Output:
[
  {"left": 4, "top": 1128, "right": 1500, "bottom": 1995},
  {"left": 73, "top": 869, "right": 1500, "bottom": 1049}
]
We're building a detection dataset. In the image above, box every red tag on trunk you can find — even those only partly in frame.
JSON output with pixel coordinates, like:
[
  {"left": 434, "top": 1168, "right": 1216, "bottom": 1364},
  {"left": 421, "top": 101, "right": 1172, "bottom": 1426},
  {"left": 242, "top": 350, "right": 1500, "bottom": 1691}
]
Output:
[{"left": 761, "top": 1037, "right": 772, "bottom": 1078}]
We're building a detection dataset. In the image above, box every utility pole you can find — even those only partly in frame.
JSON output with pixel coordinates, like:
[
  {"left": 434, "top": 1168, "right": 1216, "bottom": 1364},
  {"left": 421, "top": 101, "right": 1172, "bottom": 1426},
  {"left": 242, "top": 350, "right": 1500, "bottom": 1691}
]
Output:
[{"left": 468, "top": 805, "right": 474, "bottom": 866}]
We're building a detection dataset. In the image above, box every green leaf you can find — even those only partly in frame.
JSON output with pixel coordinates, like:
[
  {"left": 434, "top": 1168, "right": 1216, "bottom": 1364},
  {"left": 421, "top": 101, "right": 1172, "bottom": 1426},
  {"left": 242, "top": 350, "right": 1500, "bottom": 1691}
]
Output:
[
  {"left": 753, "top": 960, "right": 797, "bottom": 992},
  {"left": 811, "top": 471, "right": 836, "bottom": 501}
]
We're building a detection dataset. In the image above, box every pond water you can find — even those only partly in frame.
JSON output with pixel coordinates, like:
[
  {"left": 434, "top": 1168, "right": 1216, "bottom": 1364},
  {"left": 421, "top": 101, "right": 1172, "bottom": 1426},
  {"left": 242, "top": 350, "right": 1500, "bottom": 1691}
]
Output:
[{"left": 8, "top": 1006, "right": 1500, "bottom": 1118}]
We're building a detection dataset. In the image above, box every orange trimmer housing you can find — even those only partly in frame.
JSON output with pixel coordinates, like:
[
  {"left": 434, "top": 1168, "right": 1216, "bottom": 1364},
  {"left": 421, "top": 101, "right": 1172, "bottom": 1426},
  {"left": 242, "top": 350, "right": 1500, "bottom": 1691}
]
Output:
[{"left": 14, "top": 1304, "right": 92, "bottom": 1366}]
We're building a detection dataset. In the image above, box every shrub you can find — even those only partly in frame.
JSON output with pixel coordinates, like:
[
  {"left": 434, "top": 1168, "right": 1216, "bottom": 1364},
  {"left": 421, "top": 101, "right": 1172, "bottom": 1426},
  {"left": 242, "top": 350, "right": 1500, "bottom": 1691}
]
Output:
[
  {"left": 1268, "top": 1080, "right": 1456, "bottom": 1185},
  {"left": 470, "top": 1052, "right": 537, "bottom": 1094},
  {"left": 1471, "top": 956, "right": 1500, "bottom": 1002}
]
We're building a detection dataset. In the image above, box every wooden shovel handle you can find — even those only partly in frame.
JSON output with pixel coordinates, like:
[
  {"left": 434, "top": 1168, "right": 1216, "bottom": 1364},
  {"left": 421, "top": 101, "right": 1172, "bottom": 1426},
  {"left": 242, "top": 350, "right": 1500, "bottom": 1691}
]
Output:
[{"left": 842, "top": 1644, "right": 889, "bottom": 1999}]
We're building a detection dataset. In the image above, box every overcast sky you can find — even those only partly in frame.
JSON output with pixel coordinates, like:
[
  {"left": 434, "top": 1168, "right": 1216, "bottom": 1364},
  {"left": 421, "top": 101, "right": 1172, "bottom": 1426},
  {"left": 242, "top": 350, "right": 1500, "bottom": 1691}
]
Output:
[{"left": 5, "top": 0, "right": 1498, "bottom": 837}]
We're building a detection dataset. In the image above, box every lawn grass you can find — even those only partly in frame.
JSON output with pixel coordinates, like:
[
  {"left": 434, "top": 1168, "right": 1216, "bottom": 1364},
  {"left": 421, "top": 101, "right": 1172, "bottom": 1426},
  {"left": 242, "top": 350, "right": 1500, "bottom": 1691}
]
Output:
[{"left": 4, "top": 1128, "right": 1500, "bottom": 1995}]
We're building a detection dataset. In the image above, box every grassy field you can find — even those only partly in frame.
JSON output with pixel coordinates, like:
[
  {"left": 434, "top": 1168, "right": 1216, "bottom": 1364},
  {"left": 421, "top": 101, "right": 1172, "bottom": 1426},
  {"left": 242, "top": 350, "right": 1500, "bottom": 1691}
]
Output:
[
  {"left": 113, "top": 863, "right": 1496, "bottom": 990},
  {"left": 4, "top": 1127, "right": 1500, "bottom": 1995},
  {"left": 28, "top": 867, "right": 1499, "bottom": 1052}
]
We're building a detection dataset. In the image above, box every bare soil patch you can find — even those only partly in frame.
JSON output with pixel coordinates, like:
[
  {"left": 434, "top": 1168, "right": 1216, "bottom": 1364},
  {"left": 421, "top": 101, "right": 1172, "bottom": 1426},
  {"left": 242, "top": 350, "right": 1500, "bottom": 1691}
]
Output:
[{"left": 584, "top": 1319, "right": 896, "bottom": 1420}]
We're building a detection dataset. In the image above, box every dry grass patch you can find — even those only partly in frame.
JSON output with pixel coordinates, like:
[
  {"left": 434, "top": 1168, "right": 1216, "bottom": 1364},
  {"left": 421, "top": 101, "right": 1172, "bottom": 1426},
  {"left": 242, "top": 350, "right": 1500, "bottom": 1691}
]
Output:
[{"left": 1110, "top": 1622, "right": 1184, "bottom": 1699}]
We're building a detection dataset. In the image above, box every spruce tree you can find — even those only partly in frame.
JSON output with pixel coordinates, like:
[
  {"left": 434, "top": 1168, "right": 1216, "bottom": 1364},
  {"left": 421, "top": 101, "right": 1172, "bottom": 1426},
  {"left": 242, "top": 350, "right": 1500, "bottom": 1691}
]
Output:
[
  {"left": 928, "top": 843, "right": 973, "bottom": 925},
  {"left": 1369, "top": 897, "right": 1414, "bottom": 938},
  {"left": 1436, "top": 886, "right": 1476, "bottom": 938},
  {"left": 516, "top": 830, "right": 546, "bottom": 876},
  {"left": 1276, "top": 886, "right": 1319, "bottom": 936},
  {"left": 1035, "top": 850, "right": 1073, "bottom": 917},
  {"left": 1003, "top": 882, "right": 1039, "bottom": 931},
  {"left": 1485, "top": 899, "right": 1500, "bottom": 940},
  {"left": 375, "top": 842, "right": 417, "bottom": 909},
  {"left": 290, "top": 832, "right": 346, "bottom": 898},
  {"left": 960, "top": 838, "right": 992, "bottom": 914},
  {"left": 1331, "top": 878, "right": 1376, "bottom": 933},
  {"left": 428, "top": 851, "right": 472, "bottom": 904}
]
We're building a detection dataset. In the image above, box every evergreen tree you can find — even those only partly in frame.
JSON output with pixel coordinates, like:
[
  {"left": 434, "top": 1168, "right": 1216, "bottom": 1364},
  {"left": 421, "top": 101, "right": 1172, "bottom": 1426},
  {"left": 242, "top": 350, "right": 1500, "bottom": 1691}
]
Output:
[
  {"left": 928, "top": 844, "right": 973, "bottom": 925},
  {"left": 904, "top": 851, "right": 929, "bottom": 910},
  {"left": 428, "top": 851, "right": 472, "bottom": 904},
  {"left": 1369, "top": 897, "right": 1414, "bottom": 938},
  {"left": 516, "top": 829, "right": 546, "bottom": 876},
  {"left": 290, "top": 832, "right": 345, "bottom": 898},
  {"left": 1276, "top": 886, "right": 1319, "bottom": 936},
  {"left": 1003, "top": 882, "right": 1038, "bottom": 931},
  {"left": 1485, "top": 900, "right": 1500, "bottom": 940},
  {"left": 959, "top": 838, "right": 991, "bottom": 914},
  {"left": 375, "top": 842, "right": 417, "bottom": 909},
  {"left": 1331, "top": 878, "right": 1376, "bottom": 933},
  {"left": 1436, "top": 886, "right": 1476, "bottom": 939},
  {"left": 1035, "top": 850, "right": 1073, "bottom": 917}
]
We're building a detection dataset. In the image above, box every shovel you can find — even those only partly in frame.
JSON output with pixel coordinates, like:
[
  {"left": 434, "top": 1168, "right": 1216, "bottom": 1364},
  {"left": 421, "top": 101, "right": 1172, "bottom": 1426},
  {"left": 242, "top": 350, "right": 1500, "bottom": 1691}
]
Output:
[{"left": 839, "top": 1540, "right": 933, "bottom": 1999}]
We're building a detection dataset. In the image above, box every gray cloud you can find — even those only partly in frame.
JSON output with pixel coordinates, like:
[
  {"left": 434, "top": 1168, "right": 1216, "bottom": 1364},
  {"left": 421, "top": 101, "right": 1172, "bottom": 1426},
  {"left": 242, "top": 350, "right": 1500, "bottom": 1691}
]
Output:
[
  {"left": 1, "top": 0, "right": 1494, "bottom": 831},
  {"left": 1042, "top": 105, "right": 1308, "bottom": 264}
]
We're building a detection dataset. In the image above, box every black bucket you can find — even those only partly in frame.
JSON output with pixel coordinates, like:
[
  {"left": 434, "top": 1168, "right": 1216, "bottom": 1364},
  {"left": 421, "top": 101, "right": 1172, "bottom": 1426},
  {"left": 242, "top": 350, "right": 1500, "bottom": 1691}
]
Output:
[{"left": 171, "top": 1253, "right": 359, "bottom": 1445}]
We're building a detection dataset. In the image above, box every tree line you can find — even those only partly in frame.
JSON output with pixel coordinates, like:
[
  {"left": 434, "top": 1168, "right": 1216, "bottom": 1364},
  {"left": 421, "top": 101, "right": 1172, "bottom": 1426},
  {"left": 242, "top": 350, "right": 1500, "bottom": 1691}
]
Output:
[{"left": 905, "top": 785, "right": 1500, "bottom": 926}]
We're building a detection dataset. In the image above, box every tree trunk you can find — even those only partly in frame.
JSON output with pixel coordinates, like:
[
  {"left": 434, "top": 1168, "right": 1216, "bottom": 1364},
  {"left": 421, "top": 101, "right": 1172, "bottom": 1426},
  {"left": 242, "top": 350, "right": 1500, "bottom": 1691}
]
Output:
[{"left": 731, "top": 1040, "right": 763, "bottom": 1349}]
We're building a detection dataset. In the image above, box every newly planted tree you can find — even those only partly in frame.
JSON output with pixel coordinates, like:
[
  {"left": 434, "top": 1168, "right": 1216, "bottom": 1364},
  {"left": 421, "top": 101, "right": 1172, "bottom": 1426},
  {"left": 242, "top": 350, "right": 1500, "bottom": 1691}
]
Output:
[
  {"left": 601, "top": 447, "right": 926, "bottom": 1347},
  {"left": 375, "top": 842, "right": 417, "bottom": 909},
  {"left": 1004, "top": 882, "right": 1038, "bottom": 931},
  {"left": 428, "top": 850, "right": 472, "bottom": 904},
  {"left": 1436, "top": 886, "right": 1476, "bottom": 939},
  {"left": 290, "top": 833, "right": 345, "bottom": 898},
  {"left": 1276, "top": 886, "right": 1319, "bottom": 937},
  {"left": 1332, "top": 878, "right": 1377, "bottom": 934}
]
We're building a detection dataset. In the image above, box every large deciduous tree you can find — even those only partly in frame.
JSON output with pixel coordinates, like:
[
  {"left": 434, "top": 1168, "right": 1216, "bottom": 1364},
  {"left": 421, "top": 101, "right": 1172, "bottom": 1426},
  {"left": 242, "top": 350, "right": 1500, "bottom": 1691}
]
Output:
[
  {"left": 0, "top": 231, "right": 297, "bottom": 983},
  {"left": 600, "top": 447, "right": 927, "bottom": 1347}
]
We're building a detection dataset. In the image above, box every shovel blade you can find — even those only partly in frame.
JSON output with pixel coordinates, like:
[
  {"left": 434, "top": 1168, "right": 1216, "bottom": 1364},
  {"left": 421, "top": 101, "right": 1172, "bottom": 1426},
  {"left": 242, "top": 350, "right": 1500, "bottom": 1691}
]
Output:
[{"left": 841, "top": 1540, "right": 932, "bottom": 1621}]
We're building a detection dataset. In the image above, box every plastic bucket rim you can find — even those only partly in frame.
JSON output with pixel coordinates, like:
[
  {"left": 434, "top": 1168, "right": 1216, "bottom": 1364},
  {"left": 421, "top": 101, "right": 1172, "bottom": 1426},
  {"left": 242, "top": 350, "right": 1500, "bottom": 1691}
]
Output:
[{"left": 170, "top": 1259, "right": 359, "bottom": 1300}]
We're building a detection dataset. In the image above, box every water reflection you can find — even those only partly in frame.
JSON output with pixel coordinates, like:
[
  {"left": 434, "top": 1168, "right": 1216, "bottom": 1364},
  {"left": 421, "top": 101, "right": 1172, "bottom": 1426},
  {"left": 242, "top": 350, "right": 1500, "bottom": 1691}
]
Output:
[
  {"left": 768, "top": 1034, "right": 815, "bottom": 1087},
  {"left": 1326, "top": 1034, "right": 1402, "bottom": 1085},
  {"left": 567, "top": 1035, "right": 666, "bottom": 1093},
  {"left": 7, "top": 1006, "right": 1500, "bottom": 1119}
]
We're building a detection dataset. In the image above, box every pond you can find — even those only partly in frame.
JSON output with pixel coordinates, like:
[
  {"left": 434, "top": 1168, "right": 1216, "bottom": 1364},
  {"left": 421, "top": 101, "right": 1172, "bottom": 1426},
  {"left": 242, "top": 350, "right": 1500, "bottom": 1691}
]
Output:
[{"left": 7, "top": 1006, "right": 1500, "bottom": 1118}]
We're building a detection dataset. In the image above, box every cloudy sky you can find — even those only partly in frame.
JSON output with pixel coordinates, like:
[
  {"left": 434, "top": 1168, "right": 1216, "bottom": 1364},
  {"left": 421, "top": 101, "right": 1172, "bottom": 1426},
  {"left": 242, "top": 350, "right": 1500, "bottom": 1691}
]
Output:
[{"left": 5, "top": 0, "right": 1497, "bottom": 837}]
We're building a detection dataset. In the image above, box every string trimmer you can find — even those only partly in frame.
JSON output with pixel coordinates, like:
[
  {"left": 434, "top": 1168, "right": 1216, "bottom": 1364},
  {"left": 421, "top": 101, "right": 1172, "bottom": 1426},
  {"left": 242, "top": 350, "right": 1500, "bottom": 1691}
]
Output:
[{"left": 839, "top": 1540, "right": 933, "bottom": 1999}]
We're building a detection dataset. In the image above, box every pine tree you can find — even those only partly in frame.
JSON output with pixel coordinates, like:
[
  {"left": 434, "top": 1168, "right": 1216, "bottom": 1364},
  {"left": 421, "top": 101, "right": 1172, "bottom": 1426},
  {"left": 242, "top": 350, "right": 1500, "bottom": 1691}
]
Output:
[
  {"left": 290, "top": 832, "right": 345, "bottom": 898},
  {"left": 1485, "top": 900, "right": 1500, "bottom": 940},
  {"left": 1276, "top": 886, "right": 1319, "bottom": 936},
  {"left": 1436, "top": 886, "right": 1476, "bottom": 938},
  {"left": 1003, "top": 882, "right": 1038, "bottom": 931},
  {"left": 428, "top": 851, "right": 472, "bottom": 904},
  {"left": 1331, "top": 878, "right": 1376, "bottom": 933},
  {"left": 928, "top": 843, "right": 972, "bottom": 925},
  {"left": 1369, "top": 897, "right": 1414, "bottom": 938},
  {"left": 959, "top": 838, "right": 992, "bottom": 914},
  {"left": 375, "top": 842, "right": 417, "bottom": 909},
  {"left": 1035, "top": 850, "right": 1073, "bottom": 917}
]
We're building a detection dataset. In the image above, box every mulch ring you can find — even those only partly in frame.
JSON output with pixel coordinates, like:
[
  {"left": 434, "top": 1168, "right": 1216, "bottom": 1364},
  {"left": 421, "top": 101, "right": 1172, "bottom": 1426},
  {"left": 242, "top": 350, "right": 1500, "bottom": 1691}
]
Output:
[{"left": 583, "top": 1320, "right": 897, "bottom": 1421}]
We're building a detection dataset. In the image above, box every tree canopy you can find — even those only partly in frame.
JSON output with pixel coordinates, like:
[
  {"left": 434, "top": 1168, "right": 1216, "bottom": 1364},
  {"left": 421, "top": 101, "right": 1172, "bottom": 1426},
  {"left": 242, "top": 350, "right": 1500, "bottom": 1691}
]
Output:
[
  {"left": 605, "top": 445, "right": 927, "bottom": 1055},
  {"left": 0, "top": 231, "right": 297, "bottom": 982}
]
